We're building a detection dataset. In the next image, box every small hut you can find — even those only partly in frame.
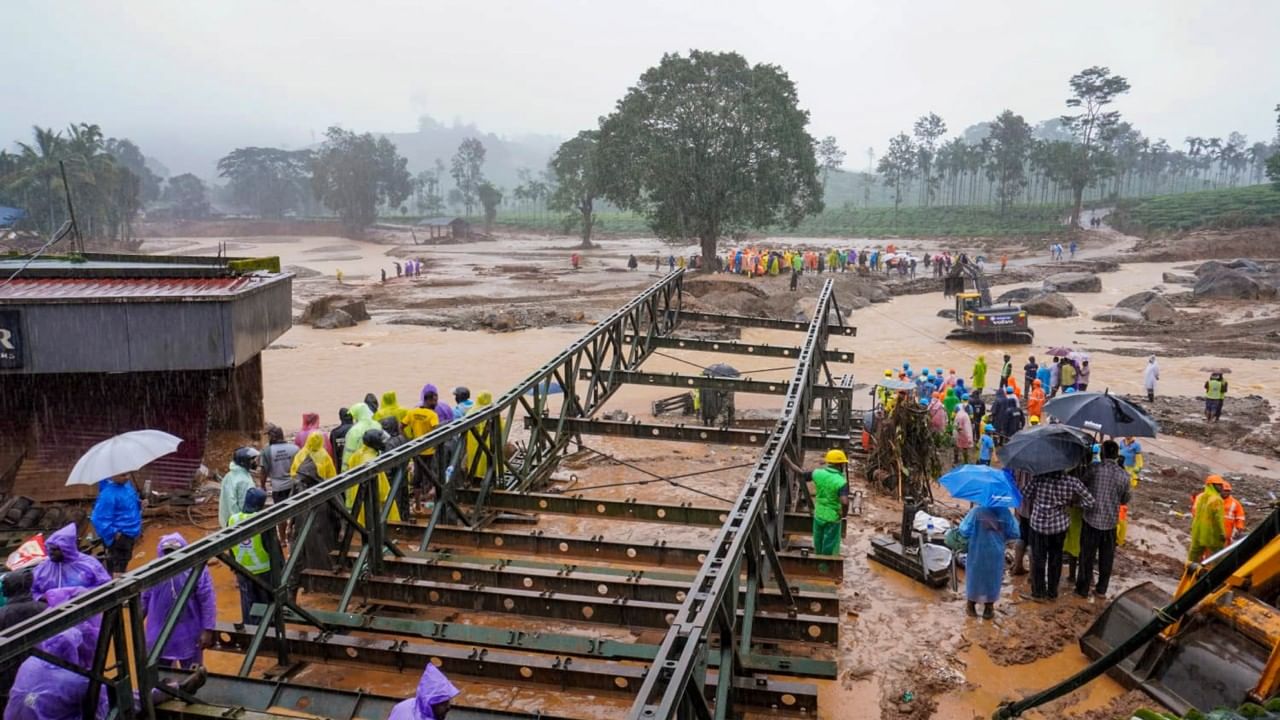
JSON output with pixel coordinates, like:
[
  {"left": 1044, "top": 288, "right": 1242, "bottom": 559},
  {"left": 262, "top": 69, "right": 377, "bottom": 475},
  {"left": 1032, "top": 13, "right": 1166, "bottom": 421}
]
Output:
[{"left": 415, "top": 217, "right": 471, "bottom": 243}]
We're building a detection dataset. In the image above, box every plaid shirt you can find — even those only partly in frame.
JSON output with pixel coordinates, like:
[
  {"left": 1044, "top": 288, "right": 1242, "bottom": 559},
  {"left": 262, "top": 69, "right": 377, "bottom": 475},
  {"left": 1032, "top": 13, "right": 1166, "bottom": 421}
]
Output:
[
  {"left": 1084, "top": 462, "right": 1131, "bottom": 531},
  {"left": 1027, "top": 472, "right": 1094, "bottom": 535}
]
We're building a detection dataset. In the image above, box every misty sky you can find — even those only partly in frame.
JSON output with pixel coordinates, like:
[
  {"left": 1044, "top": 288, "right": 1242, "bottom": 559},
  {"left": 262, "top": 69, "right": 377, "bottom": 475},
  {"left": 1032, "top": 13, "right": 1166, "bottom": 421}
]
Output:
[{"left": 4, "top": 0, "right": 1278, "bottom": 175}]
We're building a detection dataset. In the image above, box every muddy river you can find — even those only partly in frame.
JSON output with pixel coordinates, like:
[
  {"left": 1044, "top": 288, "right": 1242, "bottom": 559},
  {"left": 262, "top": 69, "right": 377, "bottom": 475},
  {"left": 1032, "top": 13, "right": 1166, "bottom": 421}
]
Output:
[{"left": 137, "top": 230, "right": 1280, "bottom": 718}]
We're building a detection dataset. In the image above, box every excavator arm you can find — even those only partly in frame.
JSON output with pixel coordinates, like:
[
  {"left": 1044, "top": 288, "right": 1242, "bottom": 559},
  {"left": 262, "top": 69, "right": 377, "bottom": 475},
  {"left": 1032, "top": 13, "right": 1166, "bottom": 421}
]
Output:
[{"left": 942, "top": 259, "right": 992, "bottom": 306}]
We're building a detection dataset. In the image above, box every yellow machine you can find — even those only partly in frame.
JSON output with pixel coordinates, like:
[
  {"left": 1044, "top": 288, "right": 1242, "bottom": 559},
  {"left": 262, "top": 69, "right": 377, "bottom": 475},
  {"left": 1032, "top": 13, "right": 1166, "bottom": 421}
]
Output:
[
  {"left": 942, "top": 262, "right": 1034, "bottom": 344},
  {"left": 1081, "top": 529, "right": 1280, "bottom": 714}
]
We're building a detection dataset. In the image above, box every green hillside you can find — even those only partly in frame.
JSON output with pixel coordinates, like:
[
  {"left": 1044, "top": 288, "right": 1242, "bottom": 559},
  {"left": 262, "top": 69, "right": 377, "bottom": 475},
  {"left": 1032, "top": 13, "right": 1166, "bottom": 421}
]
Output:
[{"left": 1112, "top": 184, "right": 1280, "bottom": 232}]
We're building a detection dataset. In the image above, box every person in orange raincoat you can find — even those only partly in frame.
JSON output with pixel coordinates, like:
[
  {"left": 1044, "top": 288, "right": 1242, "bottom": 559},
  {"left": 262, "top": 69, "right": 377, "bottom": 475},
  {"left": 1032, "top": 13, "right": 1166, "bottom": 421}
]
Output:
[
  {"left": 1027, "top": 379, "right": 1046, "bottom": 419},
  {"left": 1005, "top": 374, "right": 1021, "bottom": 400}
]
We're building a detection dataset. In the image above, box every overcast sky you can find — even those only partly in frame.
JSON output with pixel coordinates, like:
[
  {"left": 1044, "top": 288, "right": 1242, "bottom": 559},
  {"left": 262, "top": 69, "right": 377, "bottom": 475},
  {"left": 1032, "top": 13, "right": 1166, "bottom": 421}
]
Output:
[{"left": 4, "top": 0, "right": 1278, "bottom": 175}]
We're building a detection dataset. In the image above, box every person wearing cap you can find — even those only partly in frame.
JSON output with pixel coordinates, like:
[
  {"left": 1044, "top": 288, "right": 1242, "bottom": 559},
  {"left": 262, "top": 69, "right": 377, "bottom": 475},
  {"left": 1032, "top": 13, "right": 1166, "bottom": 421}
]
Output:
[
  {"left": 1204, "top": 372, "right": 1228, "bottom": 422},
  {"left": 1119, "top": 437, "right": 1143, "bottom": 487},
  {"left": 453, "top": 387, "right": 475, "bottom": 417},
  {"left": 389, "top": 664, "right": 460, "bottom": 719},
  {"left": 1192, "top": 477, "right": 1246, "bottom": 545},
  {"left": 1027, "top": 379, "right": 1046, "bottom": 420},
  {"left": 783, "top": 450, "right": 849, "bottom": 558},
  {"left": 227, "top": 487, "right": 278, "bottom": 627},
  {"left": 977, "top": 425, "right": 996, "bottom": 465},
  {"left": 1188, "top": 476, "right": 1228, "bottom": 562}
]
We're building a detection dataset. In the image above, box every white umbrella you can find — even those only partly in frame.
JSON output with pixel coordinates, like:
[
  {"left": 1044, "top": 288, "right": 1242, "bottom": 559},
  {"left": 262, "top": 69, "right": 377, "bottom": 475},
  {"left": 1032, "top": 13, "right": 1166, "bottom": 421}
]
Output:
[{"left": 66, "top": 430, "right": 183, "bottom": 486}]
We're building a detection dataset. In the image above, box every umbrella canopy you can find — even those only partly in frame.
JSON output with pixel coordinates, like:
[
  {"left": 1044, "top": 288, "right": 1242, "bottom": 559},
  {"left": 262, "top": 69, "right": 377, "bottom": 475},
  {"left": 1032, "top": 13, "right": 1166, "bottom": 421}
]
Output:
[
  {"left": 997, "top": 424, "right": 1093, "bottom": 475},
  {"left": 66, "top": 430, "right": 183, "bottom": 486},
  {"left": 938, "top": 464, "right": 1023, "bottom": 508},
  {"left": 877, "top": 379, "right": 916, "bottom": 391},
  {"left": 703, "top": 363, "right": 740, "bottom": 378},
  {"left": 1041, "top": 390, "right": 1159, "bottom": 438},
  {"left": 1046, "top": 346, "right": 1073, "bottom": 356}
]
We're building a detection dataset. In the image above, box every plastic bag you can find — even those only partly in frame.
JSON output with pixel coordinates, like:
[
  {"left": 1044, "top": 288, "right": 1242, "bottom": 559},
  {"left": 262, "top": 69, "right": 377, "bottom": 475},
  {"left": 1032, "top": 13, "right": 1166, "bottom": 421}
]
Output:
[
  {"left": 912, "top": 510, "right": 952, "bottom": 535},
  {"left": 6, "top": 533, "right": 47, "bottom": 571}
]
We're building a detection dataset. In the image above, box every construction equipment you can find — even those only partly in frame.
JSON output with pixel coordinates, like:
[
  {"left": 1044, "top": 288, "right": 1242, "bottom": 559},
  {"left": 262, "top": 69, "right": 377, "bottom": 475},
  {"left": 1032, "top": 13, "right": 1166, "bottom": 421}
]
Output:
[
  {"left": 942, "top": 258, "right": 1033, "bottom": 344},
  {"left": 1081, "top": 522, "right": 1280, "bottom": 715},
  {"left": 994, "top": 504, "right": 1280, "bottom": 718}
]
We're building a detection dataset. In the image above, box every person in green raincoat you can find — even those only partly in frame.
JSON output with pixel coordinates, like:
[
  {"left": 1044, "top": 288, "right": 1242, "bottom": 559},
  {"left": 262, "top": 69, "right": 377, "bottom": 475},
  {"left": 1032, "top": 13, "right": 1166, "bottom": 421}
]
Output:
[
  {"left": 971, "top": 355, "right": 988, "bottom": 394},
  {"left": 942, "top": 388, "right": 961, "bottom": 418},
  {"left": 342, "top": 402, "right": 381, "bottom": 471},
  {"left": 1189, "top": 475, "right": 1228, "bottom": 562}
]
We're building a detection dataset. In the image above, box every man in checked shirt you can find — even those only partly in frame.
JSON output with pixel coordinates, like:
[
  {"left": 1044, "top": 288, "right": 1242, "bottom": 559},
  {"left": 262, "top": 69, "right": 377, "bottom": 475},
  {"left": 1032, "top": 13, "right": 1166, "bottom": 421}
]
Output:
[
  {"left": 1025, "top": 465, "right": 1095, "bottom": 600},
  {"left": 1076, "top": 441, "right": 1131, "bottom": 599}
]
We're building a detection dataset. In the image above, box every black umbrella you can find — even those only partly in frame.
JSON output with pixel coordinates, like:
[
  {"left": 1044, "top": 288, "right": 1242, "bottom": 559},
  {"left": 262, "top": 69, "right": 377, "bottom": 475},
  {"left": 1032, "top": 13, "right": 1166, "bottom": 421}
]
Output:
[
  {"left": 997, "top": 424, "right": 1093, "bottom": 475},
  {"left": 1041, "top": 390, "right": 1159, "bottom": 438},
  {"left": 704, "top": 363, "right": 740, "bottom": 378}
]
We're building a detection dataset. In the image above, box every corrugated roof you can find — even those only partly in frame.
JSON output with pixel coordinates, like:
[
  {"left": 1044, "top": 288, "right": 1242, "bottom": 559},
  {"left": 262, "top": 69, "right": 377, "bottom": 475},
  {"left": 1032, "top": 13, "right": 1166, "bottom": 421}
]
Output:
[
  {"left": 0, "top": 275, "right": 276, "bottom": 302},
  {"left": 416, "top": 217, "right": 464, "bottom": 227}
]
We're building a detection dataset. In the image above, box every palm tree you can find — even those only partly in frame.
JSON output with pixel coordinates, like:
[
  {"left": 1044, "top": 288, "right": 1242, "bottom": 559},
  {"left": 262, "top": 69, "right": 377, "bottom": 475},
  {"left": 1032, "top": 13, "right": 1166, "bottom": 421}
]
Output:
[{"left": 13, "top": 127, "right": 67, "bottom": 236}]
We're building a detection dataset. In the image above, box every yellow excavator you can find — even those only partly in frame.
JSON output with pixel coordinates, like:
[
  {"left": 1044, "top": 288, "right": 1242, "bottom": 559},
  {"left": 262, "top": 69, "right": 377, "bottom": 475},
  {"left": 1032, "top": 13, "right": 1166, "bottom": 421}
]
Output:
[{"left": 995, "top": 505, "right": 1280, "bottom": 718}]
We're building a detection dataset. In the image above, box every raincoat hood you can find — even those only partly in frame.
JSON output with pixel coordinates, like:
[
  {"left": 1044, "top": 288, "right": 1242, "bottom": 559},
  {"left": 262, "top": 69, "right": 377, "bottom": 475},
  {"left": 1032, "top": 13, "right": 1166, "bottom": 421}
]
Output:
[
  {"left": 156, "top": 532, "right": 188, "bottom": 556},
  {"left": 415, "top": 665, "right": 460, "bottom": 718},
  {"left": 349, "top": 403, "right": 373, "bottom": 424},
  {"left": 45, "top": 523, "right": 81, "bottom": 561},
  {"left": 420, "top": 383, "right": 439, "bottom": 405},
  {"left": 291, "top": 430, "right": 336, "bottom": 478},
  {"left": 364, "top": 393, "right": 379, "bottom": 413},
  {"left": 37, "top": 626, "right": 83, "bottom": 666},
  {"left": 476, "top": 391, "right": 493, "bottom": 407},
  {"left": 382, "top": 391, "right": 398, "bottom": 407},
  {"left": 301, "top": 412, "right": 320, "bottom": 430}
]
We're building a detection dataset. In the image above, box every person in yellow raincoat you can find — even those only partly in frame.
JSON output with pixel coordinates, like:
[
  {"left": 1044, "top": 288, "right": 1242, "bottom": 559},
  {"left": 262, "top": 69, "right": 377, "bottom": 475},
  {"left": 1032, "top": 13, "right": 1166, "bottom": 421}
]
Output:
[
  {"left": 463, "top": 392, "right": 507, "bottom": 480},
  {"left": 1188, "top": 475, "right": 1227, "bottom": 562},
  {"left": 373, "top": 391, "right": 407, "bottom": 424},
  {"left": 345, "top": 428, "right": 401, "bottom": 525}
]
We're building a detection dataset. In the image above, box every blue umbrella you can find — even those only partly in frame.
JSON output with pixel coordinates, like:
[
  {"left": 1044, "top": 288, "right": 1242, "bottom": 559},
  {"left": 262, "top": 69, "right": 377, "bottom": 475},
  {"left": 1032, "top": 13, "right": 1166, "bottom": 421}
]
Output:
[{"left": 938, "top": 464, "right": 1023, "bottom": 509}]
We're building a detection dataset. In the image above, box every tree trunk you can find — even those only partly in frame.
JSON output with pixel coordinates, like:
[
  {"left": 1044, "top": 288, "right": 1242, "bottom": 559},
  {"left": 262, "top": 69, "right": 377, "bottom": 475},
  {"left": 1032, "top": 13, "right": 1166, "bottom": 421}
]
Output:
[
  {"left": 1071, "top": 183, "right": 1085, "bottom": 228},
  {"left": 699, "top": 234, "right": 718, "bottom": 273},
  {"left": 577, "top": 199, "right": 595, "bottom": 249}
]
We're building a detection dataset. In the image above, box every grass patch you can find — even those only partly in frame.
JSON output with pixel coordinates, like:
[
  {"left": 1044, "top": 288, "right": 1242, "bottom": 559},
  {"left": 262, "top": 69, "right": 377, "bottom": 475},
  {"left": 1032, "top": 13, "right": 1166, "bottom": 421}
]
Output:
[
  {"left": 489, "top": 205, "right": 1072, "bottom": 238},
  {"left": 1112, "top": 184, "right": 1280, "bottom": 233}
]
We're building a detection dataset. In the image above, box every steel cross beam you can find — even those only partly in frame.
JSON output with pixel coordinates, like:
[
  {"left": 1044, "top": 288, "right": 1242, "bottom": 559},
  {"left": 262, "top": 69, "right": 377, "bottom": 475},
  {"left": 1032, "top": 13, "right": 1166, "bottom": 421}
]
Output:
[
  {"left": 0, "top": 272, "right": 689, "bottom": 711},
  {"left": 624, "top": 334, "right": 854, "bottom": 364},
  {"left": 577, "top": 368, "right": 849, "bottom": 398},
  {"left": 670, "top": 309, "right": 856, "bottom": 336},
  {"left": 211, "top": 625, "right": 820, "bottom": 714},
  {"left": 445, "top": 487, "right": 845, "bottom": 537},
  {"left": 386, "top": 523, "right": 843, "bottom": 578},
  {"left": 539, "top": 416, "right": 851, "bottom": 451},
  {"left": 629, "top": 279, "right": 844, "bottom": 720}
]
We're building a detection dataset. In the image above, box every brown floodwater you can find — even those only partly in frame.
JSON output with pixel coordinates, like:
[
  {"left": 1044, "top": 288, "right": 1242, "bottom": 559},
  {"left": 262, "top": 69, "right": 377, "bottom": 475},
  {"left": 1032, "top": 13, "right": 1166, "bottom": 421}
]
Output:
[{"left": 130, "top": 231, "right": 1280, "bottom": 718}]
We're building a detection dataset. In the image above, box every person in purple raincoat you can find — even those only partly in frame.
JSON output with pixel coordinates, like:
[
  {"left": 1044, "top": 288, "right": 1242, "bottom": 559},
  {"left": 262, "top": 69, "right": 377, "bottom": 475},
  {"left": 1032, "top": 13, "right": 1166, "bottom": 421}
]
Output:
[
  {"left": 141, "top": 533, "right": 216, "bottom": 668},
  {"left": 39, "top": 587, "right": 101, "bottom": 668},
  {"left": 421, "top": 384, "right": 453, "bottom": 424},
  {"left": 31, "top": 524, "right": 111, "bottom": 600},
  {"left": 3, "top": 626, "right": 107, "bottom": 720},
  {"left": 388, "top": 664, "right": 460, "bottom": 719}
]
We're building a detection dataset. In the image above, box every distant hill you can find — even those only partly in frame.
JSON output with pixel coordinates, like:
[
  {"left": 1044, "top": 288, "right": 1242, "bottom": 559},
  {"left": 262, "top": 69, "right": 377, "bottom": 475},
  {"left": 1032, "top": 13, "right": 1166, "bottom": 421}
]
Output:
[{"left": 379, "top": 115, "right": 563, "bottom": 190}]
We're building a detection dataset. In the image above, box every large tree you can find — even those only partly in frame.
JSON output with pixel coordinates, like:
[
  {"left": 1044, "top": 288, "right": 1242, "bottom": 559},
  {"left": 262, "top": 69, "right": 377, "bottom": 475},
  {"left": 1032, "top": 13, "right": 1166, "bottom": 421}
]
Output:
[
  {"left": 912, "top": 113, "right": 947, "bottom": 206},
  {"left": 1061, "top": 66, "right": 1131, "bottom": 226},
  {"left": 310, "top": 126, "right": 412, "bottom": 233},
  {"left": 984, "top": 110, "right": 1033, "bottom": 213},
  {"left": 164, "top": 173, "right": 210, "bottom": 220},
  {"left": 450, "top": 138, "right": 486, "bottom": 216},
  {"left": 547, "top": 130, "right": 603, "bottom": 248},
  {"left": 476, "top": 181, "right": 503, "bottom": 231},
  {"left": 217, "top": 147, "right": 312, "bottom": 218},
  {"left": 596, "top": 50, "right": 823, "bottom": 268},
  {"left": 105, "top": 137, "right": 162, "bottom": 202},
  {"left": 877, "top": 133, "right": 917, "bottom": 222}
]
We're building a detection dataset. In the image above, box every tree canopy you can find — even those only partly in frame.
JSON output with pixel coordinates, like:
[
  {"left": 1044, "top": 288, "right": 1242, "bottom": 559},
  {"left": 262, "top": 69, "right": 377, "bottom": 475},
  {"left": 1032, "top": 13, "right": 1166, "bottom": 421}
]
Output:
[
  {"left": 477, "top": 181, "right": 503, "bottom": 230},
  {"left": 877, "top": 133, "right": 917, "bottom": 220},
  {"left": 164, "top": 173, "right": 210, "bottom": 220},
  {"left": 547, "top": 130, "right": 602, "bottom": 247},
  {"left": 450, "top": 138, "right": 486, "bottom": 216},
  {"left": 310, "top": 126, "right": 412, "bottom": 232},
  {"left": 984, "top": 110, "right": 1034, "bottom": 213},
  {"left": 1061, "top": 66, "right": 1131, "bottom": 225},
  {"left": 596, "top": 50, "right": 823, "bottom": 267},
  {"left": 217, "top": 147, "right": 313, "bottom": 218}
]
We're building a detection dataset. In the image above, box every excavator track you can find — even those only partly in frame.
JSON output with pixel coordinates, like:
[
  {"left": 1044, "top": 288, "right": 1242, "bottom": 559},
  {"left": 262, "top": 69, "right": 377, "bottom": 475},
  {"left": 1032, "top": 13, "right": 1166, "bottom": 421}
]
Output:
[{"left": 945, "top": 329, "right": 1035, "bottom": 344}]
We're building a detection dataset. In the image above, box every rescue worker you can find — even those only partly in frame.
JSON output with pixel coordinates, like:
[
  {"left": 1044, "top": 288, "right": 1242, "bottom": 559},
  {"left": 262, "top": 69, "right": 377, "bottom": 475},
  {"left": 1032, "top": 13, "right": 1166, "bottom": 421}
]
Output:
[
  {"left": 346, "top": 428, "right": 401, "bottom": 525},
  {"left": 30, "top": 523, "right": 111, "bottom": 599},
  {"left": 342, "top": 401, "right": 381, "bottom": 471},
  {"left": 389, "top": 664, "right": 460, "bottom": 719},
  {"left": 141, "top": 533, "right": 216, "bottom": 669},
  {"left": 783, "top": 450, "right": 849, "bottom": 559},
  {"left": 1192, "top": 478, "right": 1246, "bottom": 545},
  {"left": 90, "top": 474, "right": 143, "bottom": 575},
  {"left": 971, "top": 355, "right": 987, "bottom": 395},
  {"left": 227, "top": 488, "right": 275, "bottom": 627},
  {"left": 1119, "top": 436, "right": 1144, "bottom": 487},
  {"left": 1188, "top": 475, "right": 1228, "bottom": 562},
  {"left": 999, "top": 354, "right": 1013, "bottom": 388},
  {"left": 1204, "top": 372, "right": 1228, "bottom": 422},
  {"left": 218, "top": 447, "right": 260, "bottom": 528},
  {"left": 374, "top": 391, "right": 407, "bottom": 424},
  {"left": 1027, "top": 379, "right": 1046, "bottom": 420}
]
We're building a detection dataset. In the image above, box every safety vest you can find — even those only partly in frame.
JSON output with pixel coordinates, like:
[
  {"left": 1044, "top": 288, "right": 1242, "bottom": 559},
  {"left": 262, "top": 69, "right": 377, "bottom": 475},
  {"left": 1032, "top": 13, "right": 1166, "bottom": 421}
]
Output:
[
  {"left": 1206, "top": 379, "right": 1225, "bottom": 400},
  {"left": 228, "top": 512, "right": 271, "bottom": 574}
]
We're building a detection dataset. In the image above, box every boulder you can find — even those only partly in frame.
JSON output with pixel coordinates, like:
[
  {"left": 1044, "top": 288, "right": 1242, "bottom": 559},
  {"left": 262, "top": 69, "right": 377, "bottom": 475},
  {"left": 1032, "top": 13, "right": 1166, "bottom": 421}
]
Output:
[
  {"left": 301, "top": 295, "right": 370, "bottom": 325},
  {"left": 1021, "top": 292, "right": 1077, "bottom": 318},
  {"left": 1093, "top": 308, "right": 1143, "bottom": 324},
  {"left": 1193, "top": 269, "right": 1275, "bottom": 300},
  {"left": 1226, "top": 258, "right": 1262, "bottom": 273},
  {"left": 1117, "top": 290, "right": 1159, "bottom": 311},
  {"left": 996, "top": 287, "right": 1039, "bottom": 304},
  {"left": 312, "top": 308, "right": 356, "bottom": 330},
  {"left": 1139, "top": 295, "right": 1178, "bottom": 324},
  {"left": 867, "top": 284, "right": 891, "bottom": 303},
  {"left": 847, "top": 295, "right": 871, "bottom": 310},
  {"left": 1194, "top": 260, "right": 1230, "bottom": 278},
  {"left": 1043, "top": 272, "right": 1102, "bottom": 293},
  {"left": 1162, "top": 271, "right": 1196, "bottom": 285},
  {"left": 937, "top": 309, "right": 957, "bottom": 319}
]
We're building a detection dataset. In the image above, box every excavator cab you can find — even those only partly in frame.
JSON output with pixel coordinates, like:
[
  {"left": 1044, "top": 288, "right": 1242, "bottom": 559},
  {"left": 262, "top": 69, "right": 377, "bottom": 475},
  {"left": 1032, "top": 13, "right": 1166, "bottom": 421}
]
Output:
[{"left": 941, "top": 260, "right": 1034, "bottom": 344}]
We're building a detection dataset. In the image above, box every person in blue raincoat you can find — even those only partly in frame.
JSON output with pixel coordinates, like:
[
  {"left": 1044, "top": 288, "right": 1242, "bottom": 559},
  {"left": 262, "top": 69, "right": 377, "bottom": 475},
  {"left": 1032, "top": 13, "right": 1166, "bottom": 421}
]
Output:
[
  {"left": 90, "top": 475, "right": 142, "bottom": 575},
  {"left": 30, "top": 524, "right": 110, "bottom": 600},
  {"left": 959, "top": 506, "right": 1020, "bottom": 619}
]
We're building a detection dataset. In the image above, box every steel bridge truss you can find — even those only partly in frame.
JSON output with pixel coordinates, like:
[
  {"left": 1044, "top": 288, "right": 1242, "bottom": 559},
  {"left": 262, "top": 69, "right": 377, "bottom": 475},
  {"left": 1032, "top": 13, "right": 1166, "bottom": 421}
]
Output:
[{"left": 0, "top": 271, "right": 853, "bottom": 720}]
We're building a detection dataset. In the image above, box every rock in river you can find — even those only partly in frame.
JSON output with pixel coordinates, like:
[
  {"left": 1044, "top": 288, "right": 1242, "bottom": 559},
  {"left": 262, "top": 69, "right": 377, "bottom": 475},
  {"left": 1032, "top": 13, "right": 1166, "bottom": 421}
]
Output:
[
  {"left": 1193, "top": 270, "right": 1276, "bottom": 300},
  {"left": 1043, "top": 272, "right": 1102, "bottom": 293},
  {"left": 1092, "top": 308, "right": 1144, "bottom": 324},
  {"left": 1021, "top": 292, "right": 1076, "bottom": 318},
  {"left": 312, "top": 308, "right": 356, "bottom": 330}
]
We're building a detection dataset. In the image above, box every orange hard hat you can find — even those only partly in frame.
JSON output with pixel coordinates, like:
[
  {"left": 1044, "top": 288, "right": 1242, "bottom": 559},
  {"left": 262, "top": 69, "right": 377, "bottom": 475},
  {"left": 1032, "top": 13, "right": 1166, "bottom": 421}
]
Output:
[{"left": 1206, "top": 475, "right": 1227, "bottom": 488}]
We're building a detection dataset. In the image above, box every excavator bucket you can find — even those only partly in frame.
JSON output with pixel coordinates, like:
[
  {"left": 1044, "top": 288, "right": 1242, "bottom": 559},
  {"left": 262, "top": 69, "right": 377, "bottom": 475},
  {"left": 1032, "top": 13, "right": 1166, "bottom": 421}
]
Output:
[{"left": 1081, "top": 581, "right": 1273, "bottom": 716}]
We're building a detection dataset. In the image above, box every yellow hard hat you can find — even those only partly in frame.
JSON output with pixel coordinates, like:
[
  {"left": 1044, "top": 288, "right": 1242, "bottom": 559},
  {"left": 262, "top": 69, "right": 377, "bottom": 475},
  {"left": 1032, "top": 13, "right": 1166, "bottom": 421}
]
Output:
[
  {"left": 884, "top": 369, "right": 892, "bottom": 377},
  {"left": 825, "top": 449, "right": 848, "bottom": 465},
  {"left": 1029, "top": 415, "right": 1040, "bottom": 424}
]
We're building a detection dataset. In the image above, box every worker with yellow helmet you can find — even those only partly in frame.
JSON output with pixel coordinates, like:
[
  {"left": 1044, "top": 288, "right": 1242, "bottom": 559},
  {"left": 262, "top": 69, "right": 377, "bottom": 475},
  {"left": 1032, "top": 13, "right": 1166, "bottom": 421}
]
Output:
[{"left": 784, "top": 449, "right": 850, "bottom": 560}]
